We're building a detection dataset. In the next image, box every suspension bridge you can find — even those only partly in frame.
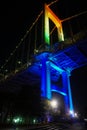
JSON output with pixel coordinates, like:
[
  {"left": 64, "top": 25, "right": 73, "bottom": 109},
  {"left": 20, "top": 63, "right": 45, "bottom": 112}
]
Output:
[{"left": 0, "top": 1, "right": 87, "bottom": 117}]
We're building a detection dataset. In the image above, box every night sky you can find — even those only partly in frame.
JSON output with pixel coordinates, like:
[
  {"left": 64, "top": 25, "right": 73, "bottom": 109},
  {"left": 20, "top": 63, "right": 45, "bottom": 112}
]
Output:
[{"left": 0, "top": 0, "right": 87, "bottom": 116}]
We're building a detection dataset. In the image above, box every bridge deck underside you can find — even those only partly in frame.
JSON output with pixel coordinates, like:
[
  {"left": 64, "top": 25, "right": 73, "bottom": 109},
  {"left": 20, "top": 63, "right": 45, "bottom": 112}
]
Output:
[{"left": 0, "top": 39, "right": 87, "bottom": 92}]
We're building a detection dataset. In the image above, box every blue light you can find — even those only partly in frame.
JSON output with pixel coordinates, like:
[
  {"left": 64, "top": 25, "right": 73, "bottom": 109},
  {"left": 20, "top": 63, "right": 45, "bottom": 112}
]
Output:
[
  {"left": 41, "top": 58, "right": 46, "bottom": 97},
  {"left": 31, "top": 51, "right": 74, "bottom": 114},
  {"left": 62, "top": 71, "right": 74, "bottom": 115},
  {"left": 50, "top": 61, "right": 64, "bottom": 73},
  {"left": 67, "top": 73, "right": 74, "bottom": 114},
  {"left": 46, "top": 61, "right": 51, "bottom": 99},
  {"left": 52, "top": 89, "right": 67, "bottom": 96},
  {"left": 62, "top": 71, "right": 69, "bottom": 112},
  {"left": 51, "top": 84, "right": 67, "bottom": 96},
  {"left": 41, "top": 57, "right": 51, "bottom": 99}
]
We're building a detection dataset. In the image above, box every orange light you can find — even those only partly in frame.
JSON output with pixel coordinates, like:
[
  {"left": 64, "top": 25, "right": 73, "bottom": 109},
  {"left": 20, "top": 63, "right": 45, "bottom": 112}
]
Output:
[{"left": 44, "top": 4, "right": 64, "bottom": 45}]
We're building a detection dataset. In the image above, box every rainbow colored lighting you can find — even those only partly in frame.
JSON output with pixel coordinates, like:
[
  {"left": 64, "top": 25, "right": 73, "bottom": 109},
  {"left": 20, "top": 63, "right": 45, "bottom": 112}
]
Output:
[
  {"left": 40, "top": 4, "right": 74, "bottom": 114},
  {"left": 44, "top": 4, "right": 64, "bottom": 45}
]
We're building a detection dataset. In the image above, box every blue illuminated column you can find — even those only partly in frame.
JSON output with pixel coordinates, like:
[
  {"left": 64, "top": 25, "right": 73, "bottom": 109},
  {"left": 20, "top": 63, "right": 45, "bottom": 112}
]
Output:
[
  {"left": 41, "top": 58, "right": 51, "bottom": 99},
  {"left": 67, "top": 72, "right": 74, "bottom": 116},
  {"left": 46, "top": 61, "right": 51, "bottom": 99},
  {"left": 41, "top": 58, "right": 47, "bottom": 98},
  {"left": 62, "top": 71, "right": 69, "bottom": 113},
  {"left": 62, "top": 71, "right": 74, "bottom": 116}
]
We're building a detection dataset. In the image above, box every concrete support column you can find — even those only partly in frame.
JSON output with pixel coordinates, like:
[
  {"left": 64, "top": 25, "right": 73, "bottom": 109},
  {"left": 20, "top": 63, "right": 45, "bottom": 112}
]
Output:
[
  {"left": 62, "top": 71, "right": 69, "bottom": 114},
  {"left": 41, "top": 58, "right": 51, "bottom": 99},
  {"left": 67, "top": 73, "right": 74, "bottom": 116},
  {"left": 62, "top": 71, "right": 74, "bottom": 116},
  {"left": 46, "top": 61, "right": 51, "bottom": 99},
  {"left": 41, "top": 58, "right": 47, "bottom": 98}
]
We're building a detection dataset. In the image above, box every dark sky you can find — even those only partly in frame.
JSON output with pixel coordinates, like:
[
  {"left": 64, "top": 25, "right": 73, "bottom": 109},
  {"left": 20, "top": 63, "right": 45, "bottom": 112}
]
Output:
[
  {"left": 0, "top": 0, "right": 87, "bottom": 115},
  {"left": 0, "top": 0, "right": 87, "bottom": 63}
]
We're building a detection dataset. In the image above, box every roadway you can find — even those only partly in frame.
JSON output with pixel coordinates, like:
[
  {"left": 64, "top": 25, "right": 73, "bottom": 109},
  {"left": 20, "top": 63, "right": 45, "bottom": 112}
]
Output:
[{"left": 1, "top": 121, "right": 87, "bottom": 130}]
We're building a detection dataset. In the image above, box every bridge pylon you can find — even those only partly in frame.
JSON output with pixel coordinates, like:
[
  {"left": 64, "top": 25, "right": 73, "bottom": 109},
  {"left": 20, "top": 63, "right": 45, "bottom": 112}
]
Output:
[{"left": 40, "top": 3, "right": 74, "bottom": 117}]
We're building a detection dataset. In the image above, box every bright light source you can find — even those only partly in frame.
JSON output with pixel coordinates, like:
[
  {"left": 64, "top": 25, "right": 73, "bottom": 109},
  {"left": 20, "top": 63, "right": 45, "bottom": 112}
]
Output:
[
  {"left": 13, "top": 117, "right": 23, "bottom": 124},
  {"left": 69, "top": 110, "right": 74, "bottom": 114},
  {"left": 50, "top": 99, "right": 58, "bottom": 108},
  {"left": 69, "top": 110, "right": 75, "bottom": 117},
  {"left": 17, "top": 61, "right": 21, "bottom": 64},
  {"left": 74, "top": 112, "right": 78, "bottom": 117},
  {"left": 13, "top": 118, "right": 20, "bottom": 123}
]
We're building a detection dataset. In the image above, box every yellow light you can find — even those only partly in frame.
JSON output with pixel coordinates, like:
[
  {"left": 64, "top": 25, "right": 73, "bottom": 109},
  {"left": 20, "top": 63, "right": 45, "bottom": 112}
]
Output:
[
  {"left": 44, "top": 4, "right": 64, "bottom": 45},
  {"left": 50, "top": 99, "right": 58, "bottom": 108}
]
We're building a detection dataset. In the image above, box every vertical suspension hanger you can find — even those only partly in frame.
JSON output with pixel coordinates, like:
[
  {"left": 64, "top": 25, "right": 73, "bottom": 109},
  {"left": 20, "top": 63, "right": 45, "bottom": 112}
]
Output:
[
  {"left": 76, "top": 17, "right": 81, "bottom": 32},
  {"left": 27, "top": 32, "right": 31, "bottom": 65},
  {"left": 34, "top": 22, "right": 37, "bottom": 54},
  {"left": 21, "top": 39, "right": 25, "bottom": 66},
  {"left": 41, "top": 11, "right": 44, "bottom": 45},
  {"left": 68, "top": 20, "right": 74, "bottom": 44},
  {"left": 15, "top": 46, "right": 20, "bottom": 73}
]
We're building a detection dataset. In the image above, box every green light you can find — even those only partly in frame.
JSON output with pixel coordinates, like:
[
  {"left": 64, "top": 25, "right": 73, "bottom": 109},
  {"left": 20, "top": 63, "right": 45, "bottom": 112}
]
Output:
[
  {"left": 33, "top": 119, "right": 36, "bottom": 124},
  {"left": 44, "top": 5, "right": 50, "bottom": 45},
  {"left": 13, "top": 118, "right": 20, "bottom": 123},
  {"left": 44, "top": 4, "right": 64, "bottom": 46},
  {"left": 13, "top": 116, "right": 23, "bottom": 124}
]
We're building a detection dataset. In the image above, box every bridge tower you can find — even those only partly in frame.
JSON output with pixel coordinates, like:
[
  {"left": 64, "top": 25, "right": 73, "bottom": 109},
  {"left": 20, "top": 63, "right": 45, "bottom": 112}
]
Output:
[{"left": 40, "top": 4, "right": 74, "bottom": 116}]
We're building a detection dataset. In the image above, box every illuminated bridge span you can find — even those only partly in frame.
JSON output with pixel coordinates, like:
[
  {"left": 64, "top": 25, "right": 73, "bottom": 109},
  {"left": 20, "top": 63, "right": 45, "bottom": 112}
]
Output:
[{"left": 0, "top": 2, "right": 87, "bottom": 116}]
